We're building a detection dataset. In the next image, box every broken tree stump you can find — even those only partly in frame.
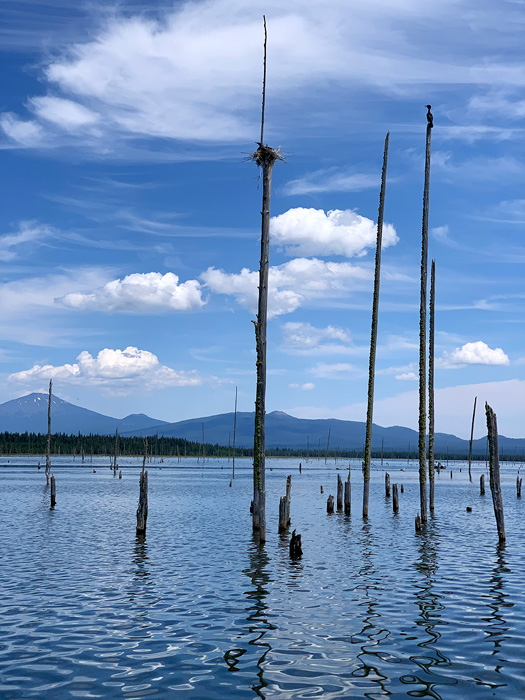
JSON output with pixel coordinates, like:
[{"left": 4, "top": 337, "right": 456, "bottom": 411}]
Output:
[
  {"left": 517, "top": 475, "right": 522, "bottom": 498},
  {"left": 50, "top": 474, "right": 56, "bottom": 508},
  {"left": 392, "top": 483, "right": 399, "bottom": 513},
  {"left": 486, "top": 403, "right": 506, "bottom": 544},
  {"left": 385, "top": 472, "right": 391, "bottom": 497},
  {"left": 337, "top": 474, "right": 343, "bottom": 510},
  {"left": 480, "top": 474, "right": 485, "bottom": 495},
  {"left": 415, "top": 513, "right": 422, "bottom": 532},
  {"left": 136, "top": 469, "right": 148, "bottom": 535},
  {"left": 289, "top": 529, "right": 302, "bottom": 558},
  {"left": 344, "top": 474, "right": 351, "bottom": 516},
  {"left": 327, "top": 495, "right": 334, "bottom": 513}
]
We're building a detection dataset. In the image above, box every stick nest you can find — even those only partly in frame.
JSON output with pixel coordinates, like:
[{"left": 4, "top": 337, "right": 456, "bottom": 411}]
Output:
[{"left": 250, "top": 143, "right": 285, "bottom": 167}]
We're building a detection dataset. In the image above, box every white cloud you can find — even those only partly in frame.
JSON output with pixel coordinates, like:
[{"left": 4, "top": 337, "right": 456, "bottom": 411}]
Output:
[
  {"left": 289, "top": 382, "right": 315, "bottom": 390},
  {"left": 31, "top": 96, "right": 99, "bottom": 130},
  {"left": 0, "top": 221, "right": 53, "bottom": 261},
  {"left": 270, "top": 208, "right": 398, "bottom": 258},
  {"left": 9, "top": 346, "right": 205, "bottom": 389},
  {"left": 202, "top": 257, "right": 373, "bottom": 317},
  {"left": 282, "top": 321, "right": 353, "bottom": 355},
  {"left": 395, "top": 372, "right": 418, "bottom": 381},
  {"left": 3, "top": 0, "right": 517, "bottom": 152},
  {"left": 284, "top": 170, "right": 378, "bottom": 195},
  {"left": 57, "top": 272, "right": 204, "bottom": 312},
  {"left": 0, "top": 113, "right": 43, "bottom": 147},
  {"left": 441, "top": 341, "right": 510, "bottom": 368}
]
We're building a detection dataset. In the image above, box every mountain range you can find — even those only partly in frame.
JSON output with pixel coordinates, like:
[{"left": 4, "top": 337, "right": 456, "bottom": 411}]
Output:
[{"left": 1, "top": 392, "right": 524, "bottom": 456}]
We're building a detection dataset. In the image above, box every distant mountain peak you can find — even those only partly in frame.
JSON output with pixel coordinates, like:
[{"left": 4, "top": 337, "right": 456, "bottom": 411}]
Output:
[{"left": 270, "top": 410, "right": 290, "bottom": 417}]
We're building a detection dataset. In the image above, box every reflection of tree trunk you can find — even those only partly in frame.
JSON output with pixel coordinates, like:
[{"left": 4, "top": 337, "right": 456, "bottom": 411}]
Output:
[
  {"left": 226, "top": 537, "right": 273, "bottom": 699},
  {"left": 484, "top": 544, "right": 510, "bottom": 668}
]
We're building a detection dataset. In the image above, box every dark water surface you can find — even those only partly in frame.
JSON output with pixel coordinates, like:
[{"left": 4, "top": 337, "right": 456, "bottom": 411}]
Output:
[{"left": 2, "top": 457, "right": 525, "bottom": 699}]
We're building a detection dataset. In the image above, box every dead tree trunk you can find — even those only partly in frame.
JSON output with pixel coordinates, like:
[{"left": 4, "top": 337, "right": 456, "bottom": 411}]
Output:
[
  {"left": 363, "top": 132, "right": 389, "bottom": 518},
  {"left": 325, "top": 427, "right": 331, "bottom": 465},
  {"left": 392, "top": 483, "right": 399, "bottom": 513},
  {"left": 251, "top": 18, "right": 283, "bottom": 544},
  {"left": 50, "top": 474, "right": 56, "bottom": 508},
  {"left": 468, "top": 396, "right": 477, "bottom": 483},
  {"left": 136, "top": 468, "right": 148, "bottom": 535},
  {"left": 46, "top": 379, "right": 52, "bottom": 485},
  {"left": 385, "top": 472, "right": 391, "bottom": 498},
  {"left": 418, "top": 105, "right": 433, "bottom": 524},
  {"left": 114, "top": 427, "right": 119, "bottom": 474},
  {"left": 327, "top": 495, "right": 334, "bottom": 513},
  {"left": 344, "top": 474, "right": 351, "bottom": 515},
  {"left": 337, "top": 473, "right": 343, "bottom": 510},
  {"left": 428, "top": 259, "right": 436, "bottom": 512},
  {"left": 485, "top": 403, "right": 505, "bottom": 543},
  {"left": 232, "top": 385, "right": 237, "bottom": 480},
  {"left": 480, "top": 473, "right": 485, "bottom": 495}
]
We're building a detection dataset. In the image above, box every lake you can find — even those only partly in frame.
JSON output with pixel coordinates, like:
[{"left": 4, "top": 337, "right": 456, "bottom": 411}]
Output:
[{"left": 1, "top": 456, "right": 525, "bottom": 699}]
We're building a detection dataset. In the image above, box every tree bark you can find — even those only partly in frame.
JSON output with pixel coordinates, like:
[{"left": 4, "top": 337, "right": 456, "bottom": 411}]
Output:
[
  {"left": 428, "top": 259, "right": 436, "bottom": 511},
  {"left": 46, "top": 379, "right": 52, "bottom": 485},
  {"left": 485, "top": 403, "right": 505, "bottom": 543}
]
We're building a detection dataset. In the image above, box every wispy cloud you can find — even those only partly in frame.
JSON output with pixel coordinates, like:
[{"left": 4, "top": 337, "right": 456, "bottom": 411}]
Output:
[{"left": 284, "top": 169, "right": 378, "bottom": 195}]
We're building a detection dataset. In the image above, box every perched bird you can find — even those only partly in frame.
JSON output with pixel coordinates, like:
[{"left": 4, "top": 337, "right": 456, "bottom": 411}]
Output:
[{"left": 426, "top": 104, "right": 434, "bottom": 128}]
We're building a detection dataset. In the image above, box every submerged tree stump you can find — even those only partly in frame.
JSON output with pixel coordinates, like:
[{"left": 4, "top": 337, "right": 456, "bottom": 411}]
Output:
[
  {"left": 136, "top": 469, "right": 148, "bottom": 535},
  {"left": 385, "top": 472, "right": 391, "bottom": 498},
  {"left": 344, "top": 475, "right": 351, "bottom": 516},
  {"left": 415, "top": 513, "right": 422, "bottom": 532},
  {"left": 50, "top": 475, "right": 56, "bottom": 508},
  {"left": 337, "top": 474, "right": 343, "bottom": 511},
  {"left": 480, "top": 474, "right": 485, "bottom": 495},
  {"left": 392, "top": 484, "right": 399, "bottom": 513},
  {"left": 327, "top": 495, "right": 334, "bottom": 513},
  {"left": 289, "top": 529, "right": 302, "bottom": 558},
  {"left": 517, "top": 476, "right": 522, "bottom": 498}
]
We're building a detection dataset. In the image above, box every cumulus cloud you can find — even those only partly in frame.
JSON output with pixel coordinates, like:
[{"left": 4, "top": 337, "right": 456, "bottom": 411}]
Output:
[
  {"left": 0, "top": 221, "right": 53, "bottom": 261},
  {"left": 289, "top": 382, "right": 315, "bottom": 390},
  {"left": 395, "top": 372, "right": 418, "bottom": 381},
  {"left": 202, "top": 257, "right": 372, "bottom": 317},
  {"left": 9, "top": 346, "right": 205, "bottom": 389},
  {"left": 270, "top": 208, "right": 398, "bottom": 258},
  {"left": 441, "top": 341, "right": 510, "bottom": 368},
  {"left": 57, "top": 272, "right": 204, "bottom": 312},
  {"left": 282, "top": 321, "right": 352, "bottom": 355}
]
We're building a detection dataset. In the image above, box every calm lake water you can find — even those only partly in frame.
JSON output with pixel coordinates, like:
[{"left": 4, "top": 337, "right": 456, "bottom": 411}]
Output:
[{"left": 2, "top": 456, "right": 525, "bottom": 699}]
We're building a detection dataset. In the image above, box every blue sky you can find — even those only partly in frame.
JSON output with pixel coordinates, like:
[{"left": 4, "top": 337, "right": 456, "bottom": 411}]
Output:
[{"left": 0, "top": 0, "right": 524, "bottom": 439}]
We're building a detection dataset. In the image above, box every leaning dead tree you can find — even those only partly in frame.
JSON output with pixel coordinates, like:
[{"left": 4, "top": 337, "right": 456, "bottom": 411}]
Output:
[
  {"left": 468, "top": 396, "right": 477, "bottom": 482},
  {"left": 232, "top": 386, "right": 238, "bottom": 480},
  {"left": 251, "top": 16, "right": 284, "bottom": 542},
  {"left": 362, "top": 132, "right": 389, "bottom": 518},
  {"left": 428, "top": 259, "right": 436, "bottom": 512},
  {"left": 46, "top": 379, "right": 52, "bottom": 485},
  {"left": 485, "top": 403, "right": 505, "bottom": 543},
  {"left": 418, "top": 105, "right": 433, "bottom": 524}
]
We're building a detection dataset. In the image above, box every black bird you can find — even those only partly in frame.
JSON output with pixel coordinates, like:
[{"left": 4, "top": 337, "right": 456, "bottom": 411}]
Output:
[{"left": 426, "top": 104, "right": 433, "bottom": 128}]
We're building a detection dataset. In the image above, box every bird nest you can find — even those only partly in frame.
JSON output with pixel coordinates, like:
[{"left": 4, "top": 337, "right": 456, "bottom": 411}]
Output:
[{"left": 250, "top": 143, "right": 285, "bottom": 167}]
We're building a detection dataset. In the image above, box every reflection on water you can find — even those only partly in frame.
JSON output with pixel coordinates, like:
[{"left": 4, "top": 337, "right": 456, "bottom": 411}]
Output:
[
  {"left": 3, "top": 461, "right": 525, "bottom": 699},
  {"left": 241, "top": 537, "right": 274, "bottom": 699},
  {"left": 350, "top": 521, "right": 391, "bottom": 698},
  {"left": 482, "top": 544, "right": 512, "bottom": 688}
]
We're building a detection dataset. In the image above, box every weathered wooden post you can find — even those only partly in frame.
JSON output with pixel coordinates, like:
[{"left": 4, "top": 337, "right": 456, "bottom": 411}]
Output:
[
  {"left": 251, "top": 18, "right": 283, "bottom": 543},
  {"left": 385, "top": 472, "right": 391, "bottom": 497},
  {"left": 344, "top": 474, "right": 351, "bottom": 515},
  {"left": 363, "top": 132, "right": 389, "bottom": 518},
  {"left": 46, "top": 379, "right": 52, "bottom": 485},
  {"left": 337, "top": 473, "right": 343, "bottom": 510},
  {"left": 418, "top": 105, "right": 433, "bottom": 524},
  {"left": 289, "top": 529, "right": 302, "bottom": 558},
  {"left": 50, "top": 474, "right": 56, "bottom": 508},
  {"left": 480, "top": 473, "right": 485, "bottom": 495},
  {"left": 485, "top": 403, "right": 505, "bottom": 543},
  {"left": 392, "top": 483, "right": 399, "bottom": 513},
  {"left": 327, "top": 495, "right": 334, "bottom": 513},
  {"left": 136, "top": 468, "right": 148, "bottom": 535}
]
